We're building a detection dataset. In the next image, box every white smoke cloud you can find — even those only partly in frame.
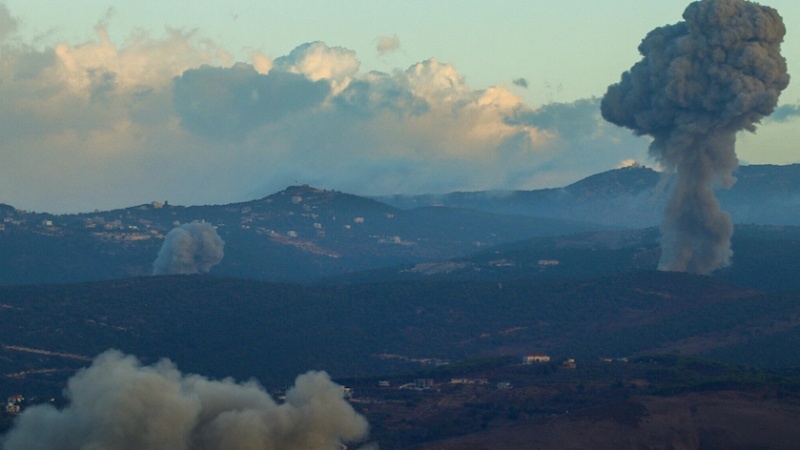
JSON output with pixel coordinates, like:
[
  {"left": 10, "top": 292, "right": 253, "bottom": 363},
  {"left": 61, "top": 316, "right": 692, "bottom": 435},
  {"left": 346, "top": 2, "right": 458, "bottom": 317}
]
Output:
[
  {"left": 153, "top": 222, "right": 224, "bottom": 275},
  {"left": 1, "top": 350, "right": 371, "bottom": 450}
]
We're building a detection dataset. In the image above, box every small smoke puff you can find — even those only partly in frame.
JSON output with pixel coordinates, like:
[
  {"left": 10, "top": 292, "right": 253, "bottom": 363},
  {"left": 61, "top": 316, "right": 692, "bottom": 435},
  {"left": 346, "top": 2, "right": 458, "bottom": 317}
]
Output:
[
  {"left": 616, "top": 159, "right": 642, "bottom": 169},
  {"left": 153, "top": 222, "right": 224, "bottom": 275},
  {"left": 1, "top": 350, "right": 371, "bottom": 450},
  {"left": 376, "top": 34, "right": 400, "bottom": 55},
  {"left": 512, "top": 78, "right": 528, "bottom": 89}
]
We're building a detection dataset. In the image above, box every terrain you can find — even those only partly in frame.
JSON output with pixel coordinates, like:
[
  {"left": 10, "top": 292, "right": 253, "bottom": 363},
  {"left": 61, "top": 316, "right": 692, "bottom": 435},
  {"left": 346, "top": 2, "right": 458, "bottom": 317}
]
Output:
[
  {"left": 0, "top": 274, "right": 799, "bottom": 448},
  {"left": 0, "top": 185, "right": 601, "bottom": 286},
  {"left": 2, "top": 164, "right": 800, "bottom": 448},
  {"left": 377, "top": 163, "right": 800, "bottom": 228},
  {"left": 2, "top": 163, "right": 800, "bottom": 287}
]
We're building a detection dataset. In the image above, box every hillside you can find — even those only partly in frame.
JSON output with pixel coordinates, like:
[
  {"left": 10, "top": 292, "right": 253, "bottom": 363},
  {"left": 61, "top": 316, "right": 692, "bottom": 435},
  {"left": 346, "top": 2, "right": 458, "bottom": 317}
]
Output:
[
  {"left": 377, "top": 164, "right": 800, "bottom": 227},
  {"left": 1, "top": 271, "right": 799, "bottom": 394},
  {"left": 3, "top": 165, "right": 800, "bottom": 287},
  {"left": 0, "top": 186, "right": 601, "bottom": 286},
  {"left": 2, "top": 273, "right": 800, "bottom": 448},
  {"left": 326, "top": 224, "right": 800, "bottom": 291}
]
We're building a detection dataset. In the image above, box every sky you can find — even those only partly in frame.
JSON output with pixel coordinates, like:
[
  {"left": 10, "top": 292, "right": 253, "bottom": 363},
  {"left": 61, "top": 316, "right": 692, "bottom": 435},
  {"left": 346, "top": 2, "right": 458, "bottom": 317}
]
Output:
[{"left": 1, "top": 0, "right": 798, "bottom": 213}]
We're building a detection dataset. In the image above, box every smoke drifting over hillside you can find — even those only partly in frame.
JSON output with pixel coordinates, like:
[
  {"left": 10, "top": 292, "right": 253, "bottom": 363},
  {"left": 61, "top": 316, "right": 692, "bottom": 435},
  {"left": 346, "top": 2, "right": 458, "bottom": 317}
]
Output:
[
  {"left": 601, "top": 0, "right": 789, "bottom": 274},
  {"left": 153, "top": 222, "right": 224, "bottom": 275},
  {"left": 1, "top": 350, "right": 371, "bottom": 450}
]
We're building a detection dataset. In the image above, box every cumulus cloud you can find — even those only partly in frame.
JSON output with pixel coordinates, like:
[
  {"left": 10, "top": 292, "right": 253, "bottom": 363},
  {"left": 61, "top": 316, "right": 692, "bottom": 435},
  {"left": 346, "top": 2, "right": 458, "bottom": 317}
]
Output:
[
  {"left": 376, "top": 34, "right": 400, "bottom": 55},
  {"left": 272, "top": 41, "right": 359, "bottom": 95},
  {"left": 153, "top": 222, "right": 224, "bottom": 275},
  {"left": 1, "top": 350, "right": 371, "bottom": 450},
  {"left": 173, "top": 63, "right": 330, "bottom": 139},
  {"left": 0, "top": 4, "right": 656, "bottom": 214}
]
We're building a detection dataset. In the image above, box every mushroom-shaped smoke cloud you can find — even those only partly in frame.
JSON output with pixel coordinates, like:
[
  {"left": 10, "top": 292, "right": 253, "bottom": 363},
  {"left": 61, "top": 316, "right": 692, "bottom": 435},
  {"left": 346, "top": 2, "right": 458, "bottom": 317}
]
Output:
[
  {"left": 153, "top": 221, "right": 224, "bottom": 275},
  {"left": 601, "top": 0, "right": 789, "bottom": 274},
  {"left": 1, "top": 350, "right": 372, "bottom": 450}
]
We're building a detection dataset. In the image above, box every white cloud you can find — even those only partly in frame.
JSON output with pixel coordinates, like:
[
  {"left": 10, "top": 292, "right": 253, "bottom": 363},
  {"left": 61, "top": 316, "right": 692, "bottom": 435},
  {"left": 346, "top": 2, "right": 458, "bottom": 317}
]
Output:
[{"left": 272, "top": 41, "right": 359, "bottom": 96}]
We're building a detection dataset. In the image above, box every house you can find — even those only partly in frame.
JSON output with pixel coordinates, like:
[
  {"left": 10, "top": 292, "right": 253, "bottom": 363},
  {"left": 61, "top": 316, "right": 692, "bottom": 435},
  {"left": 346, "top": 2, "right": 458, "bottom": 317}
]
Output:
[
  {"left": 523, "top": 354, "right": 551, "bottom": 364},
  {"left": 414, "top": 379, "right": 434, "bottom": 390}
]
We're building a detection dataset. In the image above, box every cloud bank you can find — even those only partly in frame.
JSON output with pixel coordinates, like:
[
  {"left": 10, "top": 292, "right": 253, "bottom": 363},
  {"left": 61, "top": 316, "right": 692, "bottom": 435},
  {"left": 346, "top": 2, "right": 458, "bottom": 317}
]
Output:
[
  {"left": 0, "top": 4, "right": 689, "bottom": 213},
  {"left": 1, "top": 350, "right": 371, "bottom": 450}
]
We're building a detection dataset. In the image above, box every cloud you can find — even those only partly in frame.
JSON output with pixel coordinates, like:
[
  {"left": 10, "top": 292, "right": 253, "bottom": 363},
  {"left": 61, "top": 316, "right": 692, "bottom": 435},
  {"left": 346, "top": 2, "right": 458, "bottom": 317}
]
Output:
[
  {"left": 512, "top": 78, "right": 528, "bottom": 88},
  {"left": 376, "top": 34, "right": 400, "bottom": 55},
  {"left": 0, "top": 6, "right": 657, "bottom": 214},
  {"left": 173, "top": 63, "right": 330, "bottom": 139},
  {"left": 272, "top": 41, "right": 359, "bottom": 95},
  {"left": 153, "top": 222, "right": 225, "bottom": 275},
  {"left": 0, "top": 3, "right": 17, "bottom": 41},
  {"left": 1, "top": 350, "right": 371, "bottom": 450},
  {"left": 768, "top": 103, "right": 800, "bottom": 123}
]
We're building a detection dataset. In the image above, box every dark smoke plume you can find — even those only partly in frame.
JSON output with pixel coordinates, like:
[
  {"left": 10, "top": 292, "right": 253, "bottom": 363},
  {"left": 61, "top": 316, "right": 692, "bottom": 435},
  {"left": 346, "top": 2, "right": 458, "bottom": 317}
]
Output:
[
  {"left": 1, "top": 350, "right": 371, "bottom": 450},
  {"left": 153, "top": 222, "right": 224, "bottom": 275},
  {"left": 601, "top": 0, "right": 789, "bottom": 274}
]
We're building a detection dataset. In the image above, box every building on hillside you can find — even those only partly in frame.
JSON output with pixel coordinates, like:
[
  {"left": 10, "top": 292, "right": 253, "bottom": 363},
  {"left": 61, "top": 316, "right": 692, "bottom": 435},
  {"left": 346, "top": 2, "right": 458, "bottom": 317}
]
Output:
[
  {"left": 523, "top": 354, "right": 551, "bottom": 364},
  {"left": 5, "top": 394, "right": 23, "bottom": 414},
  {"left": 414, "top": 379, "right": 434, "bottom": 390}
]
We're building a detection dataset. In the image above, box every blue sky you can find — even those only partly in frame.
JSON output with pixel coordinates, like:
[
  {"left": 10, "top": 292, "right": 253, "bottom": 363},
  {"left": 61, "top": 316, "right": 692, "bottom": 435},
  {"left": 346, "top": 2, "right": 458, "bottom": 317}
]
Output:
[{"left": 1, "top": 0, "right": 798, "bottom": 213}]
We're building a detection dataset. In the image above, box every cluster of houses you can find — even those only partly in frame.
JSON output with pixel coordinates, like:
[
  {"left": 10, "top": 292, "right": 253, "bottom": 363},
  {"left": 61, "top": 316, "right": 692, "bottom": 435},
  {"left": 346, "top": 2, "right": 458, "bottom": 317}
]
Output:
[
  {"left": 5, "top": 394, "right": 23, "bottom": 414},
  {"left": 369, "top": 354, "right": 588, "bottom": 393}
]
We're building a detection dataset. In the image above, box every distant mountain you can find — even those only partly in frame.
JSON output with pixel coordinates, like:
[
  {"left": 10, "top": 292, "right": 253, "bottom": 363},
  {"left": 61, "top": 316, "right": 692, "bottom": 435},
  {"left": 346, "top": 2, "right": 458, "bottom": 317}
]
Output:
[
  {"left": 0, "top": 185, "right": 601, "bottom": 286},
  {"left": 376, "top": 164, "right": 800, "bottom": 227},
  {"left": 3, "top": 164, "right": 800, "bottom": 287}
]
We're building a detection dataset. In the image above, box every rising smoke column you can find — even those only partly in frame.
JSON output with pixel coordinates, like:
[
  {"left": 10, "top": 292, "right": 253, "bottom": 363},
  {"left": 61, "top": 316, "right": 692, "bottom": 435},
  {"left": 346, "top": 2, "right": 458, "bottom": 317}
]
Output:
[
  {"left": 601, "top": 0, "right": 789, "bottom": 274},
  {"left": 153, "top": 222, "right": 224, "bottom": 275},
  {"left": 1, "top": 350, "right": 371, "bottom": 450}
]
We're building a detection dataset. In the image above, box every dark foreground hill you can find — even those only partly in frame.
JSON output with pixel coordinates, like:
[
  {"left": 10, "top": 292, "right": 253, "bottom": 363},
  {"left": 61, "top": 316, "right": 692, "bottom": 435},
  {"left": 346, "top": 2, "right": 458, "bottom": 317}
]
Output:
[
  {"left": 2, "top": 274, "right": 800, "bottom": 448},
  {"left": 1, "top": 271, "right": 799, "bottom": 394}
]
